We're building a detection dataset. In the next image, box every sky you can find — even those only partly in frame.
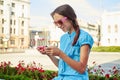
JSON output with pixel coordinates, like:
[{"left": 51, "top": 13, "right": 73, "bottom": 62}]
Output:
[{"left": 30, "top": 0, "right": 120, "bottom": 27}]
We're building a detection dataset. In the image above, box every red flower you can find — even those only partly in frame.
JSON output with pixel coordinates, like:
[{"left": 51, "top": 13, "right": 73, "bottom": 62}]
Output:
[
  {"left": 15, "top": 67, "right": 19, "bottom": 70},
  {"left": 113, "top": 66, "right": 116, "bottom": 70},
  {"left": 17, "top": 63, "right": 22, "bottom": 68},
  {"left": 113, "top": 70, "right": 118, "bottom": 75},
  {"left": 113, "top": 77, "right": 118, "bottom": 80},
  {"left": 8, "top": 61, "right": 11, "bottom": 66},
  {"left": 38, "top": 68, "right": 44, "bottom": 72},
  {"left": 105, "top": 74, "right": 110, "bottom": 78},
  {"left": 102, "top": 69, "right": 105, "bottom": 73},
  {"left": 21, "top": 67, "right": 25, "bottom": 71},
  {"left": 94, "top": 69, "right": 96, "bottom": 72},
  {"left": 4, "top": 62, "right": 7, "bottom": 67}
]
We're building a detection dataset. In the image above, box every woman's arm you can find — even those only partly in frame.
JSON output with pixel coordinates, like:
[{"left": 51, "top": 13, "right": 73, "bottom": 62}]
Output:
[
  {"left": 47, "top": 55, "right": 59, "bottom": 67},
  {"left": 59, "top": 44, "right": 90, "bottom": 74},
  {"left": 45, "top": 44, "right": 90, "bottom": 74}
]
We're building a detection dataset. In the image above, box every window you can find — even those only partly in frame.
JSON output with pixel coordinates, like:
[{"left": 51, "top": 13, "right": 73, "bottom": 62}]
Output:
[
  {"left": 108, "top": 25, "right": 111, "bottom": 33},
  {"left": 11, "top": 12, "right": 15, "bottom": 15},
  {"left": 10, "top": 19, "right": 12, "bottom": 25},
  {"left": 12, "top": 3, "right": 15, "bottom": 7},
  {"left": 2, "top": 18, "right": 4, "bottom": 24},
  {"left": 115, "top": 24, "right": 118, "bottom": 33},
  {"left": 0, "top": 1, "right": 4, "bottom": 5},
  {"left": 10, "top": 40, "right": 15, "bottom": 45},
  {"left": 21, "top": 21, "right": 24, "bottom": 26},
  {"left": 2, "top": 27, "right": 4, "bottom": 33},
  {"left": 0, "top": 39, "right": 3, "bottom": 44},
  {"left": 14, "top": 28, "right": 15, "bottom": 34},
  {"left": 10, "top": 27, "right": 12, "bottom": 34},
  {"left": 0, "top": 10, "right": 3, "bottom": 14}
]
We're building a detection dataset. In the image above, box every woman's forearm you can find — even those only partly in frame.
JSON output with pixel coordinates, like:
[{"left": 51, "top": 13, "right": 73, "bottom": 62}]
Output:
[
  {"left": 59, "top": 50, "right": 88, "bottom": 74},
  {"left": 47, "top": 55, "right": 59, "bottom": 67}
]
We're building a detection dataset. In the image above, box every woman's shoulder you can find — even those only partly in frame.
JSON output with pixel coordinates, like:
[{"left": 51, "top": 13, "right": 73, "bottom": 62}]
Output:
[
  {"left": 61, "top": 32, "right": 68, "bottom": 38},
  {"left": 80, "top": 29, "right": 88, "bottom": 34},
  {"left": 80, "top": 29, "right": 92, "bottom": 37},
  {"left": 79, "top": 29, "right": 94, "bottom": 42},
  {"left": 78, "top": 29, "right": 94, "bottom": 48}
]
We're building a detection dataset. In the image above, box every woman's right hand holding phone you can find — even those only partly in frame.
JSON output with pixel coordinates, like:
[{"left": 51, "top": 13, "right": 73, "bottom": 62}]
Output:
[{"left": 37, "top": 46, "right": 47, "bottom": 55}]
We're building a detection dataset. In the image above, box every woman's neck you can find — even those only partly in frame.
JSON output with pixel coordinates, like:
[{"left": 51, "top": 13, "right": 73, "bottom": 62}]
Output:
[{"left": 68, "top": 26, "right": 75, "bottom": 34}]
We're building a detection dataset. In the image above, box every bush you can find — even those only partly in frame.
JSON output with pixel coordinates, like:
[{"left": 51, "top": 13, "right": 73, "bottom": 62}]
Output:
[
  {"left": 88, "top": 61, "right": 120, "bottom": 80},
  {"left": 0, "top": 61, "right": 57, "bottom": 80},
  {"left": 91, "top": 46, "right": 120, "bottom": 52},
  {"left": 0, "top": 61, "right": 120, "bottom": 80}
]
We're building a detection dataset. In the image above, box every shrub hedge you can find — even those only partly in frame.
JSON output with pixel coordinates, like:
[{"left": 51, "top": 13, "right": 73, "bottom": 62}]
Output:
[
  {"left": 0, "top": 55, "right": 120, "bottom": 80},
  {"left": 0, "top": 73, "right": 120, "bottom": 80}
]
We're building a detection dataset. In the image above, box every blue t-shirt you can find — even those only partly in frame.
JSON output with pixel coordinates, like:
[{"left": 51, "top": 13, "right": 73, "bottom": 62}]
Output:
[{"left": 53, "top": 29, "right": 94, "bottom": 80}]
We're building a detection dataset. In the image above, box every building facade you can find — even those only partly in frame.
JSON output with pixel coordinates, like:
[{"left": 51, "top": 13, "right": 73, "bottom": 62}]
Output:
[
  {"left": 100, "top": 11, "right": 120, "bottom": 46},
  {"left": 78, "top": 19, "right": 99, "bottom": 46},
  {"left": 0, "top": 0, "right": 30, "bottom": 49}
]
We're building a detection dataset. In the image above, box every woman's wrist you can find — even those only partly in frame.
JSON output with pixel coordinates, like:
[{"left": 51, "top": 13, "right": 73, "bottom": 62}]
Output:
[
  {"left": 58, "top": 50, "right": 63, "bottom": 58},
  {"left": 47, "top": 54, "right": 52, "bottom": 57}
]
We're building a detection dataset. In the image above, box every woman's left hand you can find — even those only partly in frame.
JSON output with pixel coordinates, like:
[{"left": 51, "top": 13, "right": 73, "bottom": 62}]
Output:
[{"left": 45, "top": 46, "right": 61, "bottom": 56}]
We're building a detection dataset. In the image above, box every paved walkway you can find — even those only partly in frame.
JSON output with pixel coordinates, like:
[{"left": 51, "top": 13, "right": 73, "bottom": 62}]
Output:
[
  {"left": 0, "top": 49, "right": 57, "bottom": 70},
  {"left": 0, "top": 49, "right": 120, "bottom": 73},
  {"left": 88, "top": 52, "right": 120, "bottom": 75}
]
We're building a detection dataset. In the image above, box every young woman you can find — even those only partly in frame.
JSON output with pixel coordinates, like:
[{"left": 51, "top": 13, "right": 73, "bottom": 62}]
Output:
[{"left": 37, "top": 4, "right": 94, "bottom": 80}]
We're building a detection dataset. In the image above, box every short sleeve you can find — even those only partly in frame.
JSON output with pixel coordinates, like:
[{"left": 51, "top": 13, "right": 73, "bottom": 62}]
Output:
[{"left": 78, "top": 33, "right": 94, "bottom": 49}]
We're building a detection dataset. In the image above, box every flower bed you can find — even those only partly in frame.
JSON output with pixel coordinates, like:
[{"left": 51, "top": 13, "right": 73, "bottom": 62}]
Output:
[
  {"left": 88, "top": 61, "right": 120, "bottom": 80},
  {"left": 0, "top": 61, "right": 57, "bottom": 80},
  {"left": 0, "top": 61, "right": 120, "bottom": 80}
]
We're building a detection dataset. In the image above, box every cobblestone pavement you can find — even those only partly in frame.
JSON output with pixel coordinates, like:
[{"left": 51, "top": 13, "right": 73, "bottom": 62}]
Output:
[{"left": 0, "top": 49, "right": 120, "bottom": 73}]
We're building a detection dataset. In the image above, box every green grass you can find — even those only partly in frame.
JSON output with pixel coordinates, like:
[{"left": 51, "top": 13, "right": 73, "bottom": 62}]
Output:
[{"left": 91, "top": 46, "right": 120, "bottom": 52}]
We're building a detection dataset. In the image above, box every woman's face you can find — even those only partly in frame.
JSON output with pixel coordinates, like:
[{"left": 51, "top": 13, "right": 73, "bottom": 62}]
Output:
[{"left": 53, "top": 13, "right": 73, "bottom": 32}]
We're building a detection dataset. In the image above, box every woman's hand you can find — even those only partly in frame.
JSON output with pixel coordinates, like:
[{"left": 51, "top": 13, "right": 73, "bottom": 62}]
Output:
[
  {"left": 45, "top": 46, "right": 61, "bottom": 56},
  {"left": 37, "top": 46, "right": 47, "bottom": 55}
]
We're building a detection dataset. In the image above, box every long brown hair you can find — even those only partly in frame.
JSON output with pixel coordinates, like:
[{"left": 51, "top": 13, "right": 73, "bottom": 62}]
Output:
[{"left": 51, "top": 4, "right": 80, "bottom": 46}]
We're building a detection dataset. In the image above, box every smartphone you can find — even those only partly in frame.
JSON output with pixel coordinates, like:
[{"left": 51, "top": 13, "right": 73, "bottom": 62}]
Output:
[{"left": 37, "top": 46, "right": 47, "bottom": 51}]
